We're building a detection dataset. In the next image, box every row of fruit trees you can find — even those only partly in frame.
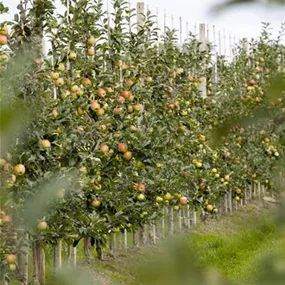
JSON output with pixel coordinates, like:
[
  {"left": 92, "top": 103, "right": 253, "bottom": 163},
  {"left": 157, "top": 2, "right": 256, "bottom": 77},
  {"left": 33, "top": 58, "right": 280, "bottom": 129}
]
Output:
[{"left": 1, "top": 0, "right": 285, "bottom": 283}]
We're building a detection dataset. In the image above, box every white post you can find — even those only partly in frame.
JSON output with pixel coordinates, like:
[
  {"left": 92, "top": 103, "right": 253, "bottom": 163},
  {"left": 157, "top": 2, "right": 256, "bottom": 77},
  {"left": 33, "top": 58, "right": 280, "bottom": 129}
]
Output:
[
  {"left": 199, "top": 23, "right": 207, "bottom": 98},
  {"left": 186, "top": 205, "right": 191, "bottom": 228},
  {"left": 161, "top": 208, "right": 165, "bottom": 238},
  {"left": 124, "top": 229, "right": 128, "bottom": 250},
  {"left": 179, "top": 17, "right": 183, "bottom": 46},
  {"left": 137, "top": 2, "right": 145, "bottom": 30},
  {"left": 164, "top": 9, "right": 166, "bottom": 33},
  {"left": 193, "top": 210, "right": 197, "bottom": 226}
]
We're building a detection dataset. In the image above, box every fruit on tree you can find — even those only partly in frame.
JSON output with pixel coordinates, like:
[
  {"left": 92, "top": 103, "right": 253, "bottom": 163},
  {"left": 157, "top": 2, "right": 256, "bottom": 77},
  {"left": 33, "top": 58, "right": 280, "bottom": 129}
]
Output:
[
  {"left": 137, "top": 194, "right": 145, "bottom": 201},
  {"left": 57, "top": 63, "right": 65, "bottom": 71},
  {"left": 69, "top": 52, "right": 77, "bottom": 60},
  {"left": 40, "top": 140, "right": 51, "bottom": 149},
  {"left": 91, "top": 200, "right": 101, "bottom": 208},
  {"left": 206, "top": 204, "right": 214, "bottom": 212},
  {"left": 163, "top": 193, "right": 172, "bottom": 201},
  {"left": 117, "top": 96, "right": 125, "bottom": 104},
  {"left": 123, "top": 151, "right": 133, "bottom": 160},
  {"left": 121, "top": 91, "right": 131, "bottom": 99},
  {"left": 0, "top": 158, "right": 6, "bottom": 166},
  {"left": 82, "top": 78, "right": 91, "bottom": 87},
  {"left": 0, "top": 35, "right": 7, "bottom": 45},
  {"left": 14, "top": 164, "right": 25, "bottom": 176},
  {"left": 117, "top": 143, "right": 128, "bottom": 153},
  {"left": 52, "top": 109, "right": 58, "bottom": 118},
  {"left": 50, "top": 72, "right": 59, "bottom": 80},
  {"left": 37, "top": 221, "right": 48, "bottom": 231},
  {"left": 96, "top": 88, "right": 106, "bottom": 98},
  {"left": 100, "top": 144, "right": 109, "bottom": 153},
  {"left": 179, "top": 197, "right": 188, "bottom": 205},
  {"left": 0, "top": 26, "right": 8, "bottom": 35},
  {"left": 96, "top": 108, "right": 105, "bottom": 116},
  {"left": 87, "top": 36, "right": 96, "bottom": 46},
  {"left": 6, "top": 254, "right": 16, "bottom": 264},
  {"left": 55, "top": 78, "right": 64, "bottom": 87},
  {"left": 2, "top": 215, "right": 12, "bottom": 223},
  {"left": 87, "top": 47, "right": 95, "bottom": 56},
  {"left": 90, "top": 101, "right": 100, "bottom": 111},
  {"left": 9, "top": 264, "right": 16, "bottom": 272},
  {"left": 156, "top": 196, "right": 163, "bottom": 203}
]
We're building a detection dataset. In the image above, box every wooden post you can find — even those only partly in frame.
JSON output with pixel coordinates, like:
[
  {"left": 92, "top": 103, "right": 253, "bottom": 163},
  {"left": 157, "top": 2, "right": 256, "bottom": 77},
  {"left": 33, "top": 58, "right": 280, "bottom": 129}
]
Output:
[
  {"left": 199, "top": 23, "right": 207, "bottom": 98},
  {"left": 137, "top": 2, "right": 145, "bottom": 31}
]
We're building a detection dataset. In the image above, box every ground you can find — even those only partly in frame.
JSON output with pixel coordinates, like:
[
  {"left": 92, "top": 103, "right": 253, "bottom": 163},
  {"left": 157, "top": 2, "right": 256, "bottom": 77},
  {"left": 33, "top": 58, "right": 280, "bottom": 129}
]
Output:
[{"left": 84, "top": 200, "right": 279, "bottom": 285}]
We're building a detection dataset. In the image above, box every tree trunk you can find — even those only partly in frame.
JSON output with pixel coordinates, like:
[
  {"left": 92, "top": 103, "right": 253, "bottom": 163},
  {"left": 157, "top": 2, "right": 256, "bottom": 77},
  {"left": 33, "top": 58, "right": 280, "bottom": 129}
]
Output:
[
  {"left": 18, "top": 233, "right": 29, "bottom": 285},
  {"left": 95, "top": 239, "right": 103, "bottom": 261},
  {"left": 83, "top": 237, "right": 91, "bottom": 263},
  {"left": 108, "top": 233, "right": 115, "bottom": 257},
  {"left": 168, "top": 206, "right": 174, "bottom": 235}
]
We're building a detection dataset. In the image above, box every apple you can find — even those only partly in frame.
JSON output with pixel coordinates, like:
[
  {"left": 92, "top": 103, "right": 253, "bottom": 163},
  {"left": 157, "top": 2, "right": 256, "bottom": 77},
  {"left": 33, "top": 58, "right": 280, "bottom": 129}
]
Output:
[
  {"left": 82, "top": 78, "right": 91, "bottom": 87},
  {"left": 96, "top": 108, "right": 105, "bottom": 116},
  {"left": 57, "top": 63, "right": 65, "bottom": 71},
  {"left": 195, "top": 162, "right": 203, "bottom": 168},
  {"left": 96, "top": 88, "right": 106, "bottom": 98},
  {"left": 90, "top": 101, "right": 100, "bottom": 111},
  {"left": 91, "top": 200, "right": 101, "bottom": 208},
  {"left": 14, "top": 164, "right": 25, "bottom": 176},
  {"left": 118, "top": 143, "right": 128, "bottom": 153},
  {"left": 50, "top": 72, "right": 59, "bottom": 80},
  {"left": 145, "top": 76, "right": 153, "bottom": 83},
  {"left": 223, "top": 151, "right": 231, "bottom": 158},
  {"left": 234, "top": 196, "right": 240, "bottom": 202},
  {"left": 163, "top": 192, "right": 172, "bottom": 201},
  {"left": 212, "top": 168, "right": 218, "bottom": 173},
  {"left": 87, "top": 47, "right": 95, "bottom": 56},
  {"left": 133, "top": 104, "right": 143, "bottom": 112},
  {"left": 40, "top": 139, "right": 51, "bottom": 149},
  {"left": 87, "top": 36, "right": 96, "bottom": 46},
  {"left": 1, "top": 164, "right": 10, "bottom": 175},
  {"left": 206, "top": 204, "right": 214, "bottom": 212},
  {"left": 129, "top": 125, "right": 138, "bottom": 132},
  {"left": 0, "top": 158, "right": 6, "bottom": 166},
  {"left": 224, "top": 175, "right": 230, "bottom": 181},
  {"left": 70, "top": 85, "right": 79, "bottom": 93},
  {"left": 123, "top": 151, "right": 133, "bottom": 160},
  {"left": 61, "top": 90, "right": 70, "bottom": 99},
  {"left": 117, "top": 96, "right": 125, "bottom": 104},
  {"left": 37, "top": 221, "right": 48, "bottom": 231},
  {"left": 113, "top": 107, "right": 123, "bottom": 115},
  {"left": 213, "top": 208, "right": 218, "bottom": 214},
  {"left": 6, "top": 254, "right": 16, "bottom": 264},
  {"left": 137, "top": 194, "right": 145, "bottom": 201},
  {"left": 179, "top": 197, "right": 188, "bottom": 205},
  {"left": 121, "top": 91, "right": 131, "bottom": 99},
  {"left": 69, "top": 52, "right": 77, "bottom": 60},
  {"left": 173, "top": 205, "right": 180, "bottom": 211},
  {"left": 128, "top": 105, "right": 134, "bottom": 113},
  {"left": 51, "top": 109, "right": 58, "bottom": 118},
  {"left": 235, "top": 188, "right": 242, "bottom": 194},
  {"left": 100, "top": 144, "right": 109, "bottom": 152},
  {"left": 9, "top": 264, "right": 16, "bottom": 272},
  {"left": 2, "top": 215, "right": 12, "bottom": 223},
  {"left": 0, "top": 35, "right": 7, "bottom": 45},
  {"left": 125, "top": 79, "right": 134, "bottom": 87},
  {"left": 156, "top": 196, "right": 163, "bottom": 203},
  {"left": 136, "top": 184, "right": 146, "bottom": 192},
  {"left": 55, "top": 78, "right": 64, "bottom": 87},
  {"left": 0, "top": 26, "right": 8, "bottom": 35}
]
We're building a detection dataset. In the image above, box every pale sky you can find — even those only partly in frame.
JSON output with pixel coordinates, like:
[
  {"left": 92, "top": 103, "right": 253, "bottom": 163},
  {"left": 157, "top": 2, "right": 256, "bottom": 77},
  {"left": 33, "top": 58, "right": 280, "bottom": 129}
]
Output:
[{"left": 2, "top": 0, "right": 285, "bottom": 54}]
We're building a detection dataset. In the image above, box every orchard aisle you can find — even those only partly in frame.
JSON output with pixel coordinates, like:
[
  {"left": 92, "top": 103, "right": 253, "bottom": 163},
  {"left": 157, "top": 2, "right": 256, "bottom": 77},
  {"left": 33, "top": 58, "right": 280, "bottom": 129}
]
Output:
[{"left": 89, "top": 202, "right": 278, "bottom": 285}]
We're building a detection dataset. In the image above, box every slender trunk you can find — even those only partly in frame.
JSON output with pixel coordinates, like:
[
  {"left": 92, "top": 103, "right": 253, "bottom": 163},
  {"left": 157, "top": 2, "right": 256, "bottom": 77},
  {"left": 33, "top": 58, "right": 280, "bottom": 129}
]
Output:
[
  {"left": 168, "top": 206, "right": 174, "bottom": 235},
  {"left": 178, "top": 210, "right": 182, "bottom": 232},
  {"left": 37, "top": 240, "right": 45, "bottom": 284},
  {"left": 139, "top": 226, "right": 146, "bottom": 245},
  {"left": 73, "top": 247, "right": 77, "bottom": 268},
  {"left": 95, "top": 239, "right": 103, "bottom": 261},
  {"left": 19, "top": 233, "right": 29, "bottom": 285},
  {"left": 132, "top": 230, "right": 137, "bottom": 247},
  {"left": 228, "top": 191, "right": 232, "bottom": 214},
  {"left": 32, "top": 242, "right": 40, "bottom": 285},
  {"left": 84, "top": 237, "right": 91, "bottom": 263},
  {"left": 53, "top": 240, "right": 62, "bottom": 272}
]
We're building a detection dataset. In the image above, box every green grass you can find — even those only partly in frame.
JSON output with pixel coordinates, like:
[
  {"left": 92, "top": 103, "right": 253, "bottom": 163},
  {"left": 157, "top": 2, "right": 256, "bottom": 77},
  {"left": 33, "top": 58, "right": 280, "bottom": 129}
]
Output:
[{"left": 187, "top": 216, "right": 279, "bottom": 285}]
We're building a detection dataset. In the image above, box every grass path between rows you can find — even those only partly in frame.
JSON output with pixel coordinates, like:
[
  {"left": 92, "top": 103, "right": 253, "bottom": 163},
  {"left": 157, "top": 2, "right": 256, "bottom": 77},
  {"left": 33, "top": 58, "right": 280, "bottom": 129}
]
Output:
[{"left": 89, "top": 202, "right": 280, "bottom": 285}]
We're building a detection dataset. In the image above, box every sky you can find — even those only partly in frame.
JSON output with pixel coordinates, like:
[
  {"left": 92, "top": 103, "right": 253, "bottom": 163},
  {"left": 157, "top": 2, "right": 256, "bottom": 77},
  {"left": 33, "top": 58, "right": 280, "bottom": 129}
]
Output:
[{"left": 1, "top": 0, "right": 285, "bottom": 55}]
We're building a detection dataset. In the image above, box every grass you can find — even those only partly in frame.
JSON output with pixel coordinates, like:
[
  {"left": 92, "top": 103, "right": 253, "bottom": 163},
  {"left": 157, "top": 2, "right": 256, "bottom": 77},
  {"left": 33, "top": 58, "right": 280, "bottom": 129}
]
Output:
[{"left": 187, "top": 211, "right": 279, "bottom": 285}]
